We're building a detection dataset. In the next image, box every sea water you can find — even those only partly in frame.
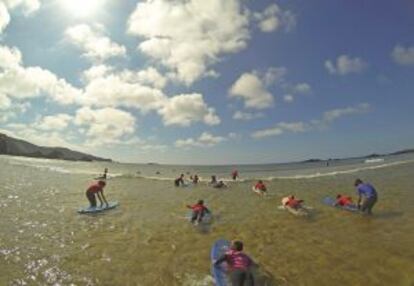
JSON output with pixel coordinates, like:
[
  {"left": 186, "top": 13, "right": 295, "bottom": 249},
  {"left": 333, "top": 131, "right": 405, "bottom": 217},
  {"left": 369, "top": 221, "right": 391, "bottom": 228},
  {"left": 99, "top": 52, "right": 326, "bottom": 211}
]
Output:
[{"left": 0, "top": 154, "right": 414, "bottom": 285}]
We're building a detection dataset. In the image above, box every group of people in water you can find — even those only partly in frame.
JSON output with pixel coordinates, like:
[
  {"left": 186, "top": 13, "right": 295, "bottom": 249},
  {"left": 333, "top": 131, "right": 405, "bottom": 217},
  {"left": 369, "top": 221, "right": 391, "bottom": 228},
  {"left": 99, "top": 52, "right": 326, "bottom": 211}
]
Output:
[{"left": 84, "top": 169, "right": 379, "bottom": 286}]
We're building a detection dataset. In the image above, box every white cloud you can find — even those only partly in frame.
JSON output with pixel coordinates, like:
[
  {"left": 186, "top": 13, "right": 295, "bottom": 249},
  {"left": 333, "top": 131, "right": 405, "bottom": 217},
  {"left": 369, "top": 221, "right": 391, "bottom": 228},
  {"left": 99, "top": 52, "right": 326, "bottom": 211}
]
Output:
[
  {"left": 253, "top": 4, "right": 296, "bottom": 33},
  {"left": 82, "top": 74, "right": 166, "bottom": 112},
  {"left": 292, "top": 83, "right": 311, "bottom": 94},
  {"left": 118, "top": 67, "right": 168, "bottom": 89},
  {"left": 65, "top": 24, "right": 126, "bottom": 62},
  {"left": 251, "top": 126, "right": 284, "bottom": 139},
  {"left": 325, "top": 55, "right": 367, "bottom": 75},
  {"left": 127, "top": 0, "right": 250, "bottom": 85},
  {"left": 159, "top": 93, "right": 220, "bottom": 126},
  {"left": 82, "top": 64, "right": 114, "bottom": 82},
  {"left": 322, "top": 103, "right": 370, "bottom": 123},
  {"left": 0, "top": 45, "right": 83, "bottom": 105},
  {"left": 0, "top": 93, "right": 11, "bottom": 109},
  {"left": 34, "top": 114, "right": 73, "bottom": 131},
  {"left": 0, "top": 3, "right": 10, "bottom": 34},
  {"left": 0, "top": 0, "right": 40, "bottom": 33},
  {"left": 252, "top": 103, "right": 370, "bottom": 139},
  {"left": 283, "top": 94, "right": 294, "bottom": 103},
  {"left": 392, "top": 45, "right": 414, "bottom": 66},
  {"left": 175, "top": 132, "right": 226, "bottom": 148},
  {"left": 74, "top": 107, "right": 136, "bottom": 146},
  {"left": 263, "top": 67, "right": 287, "bottom": 86},
  {"left": 233, "top": 110, "right": 263, "bottom": 121},
  {"left": 229, "top": 72, "right": 274, "bottom": 109}
]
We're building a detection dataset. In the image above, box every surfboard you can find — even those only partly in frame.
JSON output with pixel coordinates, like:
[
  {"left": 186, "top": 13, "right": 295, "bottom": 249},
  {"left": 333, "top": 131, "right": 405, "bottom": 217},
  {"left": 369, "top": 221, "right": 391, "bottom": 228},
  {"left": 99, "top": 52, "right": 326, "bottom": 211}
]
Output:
[
  {"left": 78, "top": 201, "right": 119, "bottom": 214},
  {"left": 211, "top": 239, "right": 231, "bottom": 286},
  {"left": 278, "top": 205, "right": 309, "bottom": 216},
  {"left": 323, "top": 197, "right": 359, "bottom": 212},
  {"left": 252, "top": 186, "right": 266, "bottom": 196}
]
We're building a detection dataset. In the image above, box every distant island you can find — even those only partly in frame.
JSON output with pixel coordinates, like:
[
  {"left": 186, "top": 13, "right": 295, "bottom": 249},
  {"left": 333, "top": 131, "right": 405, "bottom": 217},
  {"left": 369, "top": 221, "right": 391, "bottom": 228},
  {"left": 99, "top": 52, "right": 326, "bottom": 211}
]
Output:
[
  {"left": 0, "top": 133, "right": 111, "bottom": 162},
  {"left": 301, "top": 149, "right": 414, "bottom": 164}
]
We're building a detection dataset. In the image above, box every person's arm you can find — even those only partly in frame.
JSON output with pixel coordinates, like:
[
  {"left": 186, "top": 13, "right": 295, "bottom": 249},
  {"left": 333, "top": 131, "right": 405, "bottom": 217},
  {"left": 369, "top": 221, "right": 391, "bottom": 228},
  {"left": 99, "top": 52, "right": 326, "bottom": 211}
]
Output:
[
  {"left": 213, "top": 254, "right": 227, "bottom": 266},
  {"left": 96, "top": 192, "right": 103, "bottom": 207},
  {"left": 357, "top": 194, "right": 362, "bottom": 209},
  {"left": 204, "top": 207, "right": 211, "bottom": 214},
  {"left": 99, "top": 190, "right": 109, "bottom": 207}
]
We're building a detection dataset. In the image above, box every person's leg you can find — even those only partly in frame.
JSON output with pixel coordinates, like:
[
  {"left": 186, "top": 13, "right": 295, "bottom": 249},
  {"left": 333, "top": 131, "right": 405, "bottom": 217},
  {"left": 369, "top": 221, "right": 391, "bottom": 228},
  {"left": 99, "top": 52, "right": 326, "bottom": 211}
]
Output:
[
  {"left": 86, "top": 191, "right": 96, "bottom": 208},
  {"left": 245, "top": 270, "right": 255, "bottom": 286},
  {"left": 230, "top": 269, "right": 245, "bottom": 286},
  {"left": 191, "top": 211, "right": 199, "bottom": 223},
  {"left": 366, "top": 196, "right": 377, "bottom": 214},
  {"left": 197, "top": 210, "right": 206, "bottom": 223}
]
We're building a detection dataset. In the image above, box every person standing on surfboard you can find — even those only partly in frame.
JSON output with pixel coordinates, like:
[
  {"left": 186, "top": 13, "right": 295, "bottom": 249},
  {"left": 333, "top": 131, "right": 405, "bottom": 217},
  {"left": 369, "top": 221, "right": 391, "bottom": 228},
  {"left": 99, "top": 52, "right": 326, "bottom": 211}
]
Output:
[
  {"left": 214, "top": 240, "right": 255, "bottom": 286},
  {"left": 186, "top": 200, "right": 210, "bottom": 224},
  {"left": 86, "top": 180, "right": 108, "bottom": 208},
  {"left": 354, "top": 178, "right": 378, "bottom": 214}
]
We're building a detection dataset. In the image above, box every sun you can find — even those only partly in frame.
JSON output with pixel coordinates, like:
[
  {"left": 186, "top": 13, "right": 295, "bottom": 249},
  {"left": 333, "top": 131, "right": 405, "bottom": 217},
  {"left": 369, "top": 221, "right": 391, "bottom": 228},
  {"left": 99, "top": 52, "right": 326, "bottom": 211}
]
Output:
[{"left": 61, "top": 0, "right": 101, "bottom": 18}]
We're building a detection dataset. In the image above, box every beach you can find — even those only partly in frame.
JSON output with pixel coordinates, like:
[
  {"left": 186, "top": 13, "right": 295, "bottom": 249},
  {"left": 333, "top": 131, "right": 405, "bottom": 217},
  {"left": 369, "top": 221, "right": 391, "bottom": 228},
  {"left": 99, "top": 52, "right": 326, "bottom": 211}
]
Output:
[{"left": 1, "top": 154, "right": 414, "bottom": 285}]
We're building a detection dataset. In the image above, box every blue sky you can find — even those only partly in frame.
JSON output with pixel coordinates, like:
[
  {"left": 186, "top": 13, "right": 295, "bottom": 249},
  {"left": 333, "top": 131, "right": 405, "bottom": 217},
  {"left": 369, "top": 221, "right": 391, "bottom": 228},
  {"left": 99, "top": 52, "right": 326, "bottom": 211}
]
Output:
[{"left": 0, "top": 0, "right": 413, "bottom": 164}]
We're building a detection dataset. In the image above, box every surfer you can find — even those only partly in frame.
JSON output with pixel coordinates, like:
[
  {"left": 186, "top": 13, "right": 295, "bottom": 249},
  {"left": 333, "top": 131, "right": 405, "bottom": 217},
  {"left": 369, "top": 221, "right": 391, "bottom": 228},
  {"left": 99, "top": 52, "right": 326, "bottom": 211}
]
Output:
[
  {"left": 334, "top": 194, "right": 353, "bottom": 207},
  {"left": 192, "top": 174, "right": 199, "bottom": 184},
  {"left": 174, "top": 174, "right": 185, "bottom": 187},
  {"left": 213, "top": 180, "right": 227, "bottom": 189},
  {"left": 282, "top": 195, "right": 304, "bottom": 210},
  {"left": 209, "top": 175, "right": 217, "bottom": 186},
  {"left": 186, "top": 200, "right": 210, "bottom": 224},
  {"left": 253, "top": 180, "right": 267, "bottom": 195},
  {"left": 86, "top": 180, "right": 108, "bottom": 208},
  {"left": 354, "top": 178, "right": 378, "bottom": 214},
  {"left": 102, "top": 168, "right": 108, "bottom": 179},
  {"left": 214, "top": 240, "right": 255, "bottom": 286},
  {"left": 231, "top": 169, "right": 239, "bottom": 180}
]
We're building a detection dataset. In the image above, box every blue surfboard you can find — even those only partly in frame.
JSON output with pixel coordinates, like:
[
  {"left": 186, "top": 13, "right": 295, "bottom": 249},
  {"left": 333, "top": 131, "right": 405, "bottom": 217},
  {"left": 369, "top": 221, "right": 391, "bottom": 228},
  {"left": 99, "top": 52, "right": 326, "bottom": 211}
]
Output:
[
  {"left": 78, "top": 201, "right": 119, "bottom": 214},
  {"left": 323, "top": 197, "right": 358, "bottom": 212},
  {"left": 211, "top": 239, "right": 231, "bottom": 286}
]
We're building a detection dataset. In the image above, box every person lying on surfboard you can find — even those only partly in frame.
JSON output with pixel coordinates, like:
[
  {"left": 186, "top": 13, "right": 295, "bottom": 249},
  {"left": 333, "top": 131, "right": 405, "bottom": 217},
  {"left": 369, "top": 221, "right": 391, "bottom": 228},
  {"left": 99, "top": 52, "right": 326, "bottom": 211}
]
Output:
[
  {"left": 86, "top": 180, "right": 108, "bottom": 208},
  {"left": 214, "top": 240, "right": 255, "bottom": 286},
  {"left": 282, "top": 195, "right": 304, "bottom": 210},
  {"left": 254, "top": 180, "right": 267, "bottom": 195},
  {"left": 186, "top": 200, "right": 210, "bottom": 224},
  {"left": 334, "top": 194, "right": 353, "bottom": 207}
]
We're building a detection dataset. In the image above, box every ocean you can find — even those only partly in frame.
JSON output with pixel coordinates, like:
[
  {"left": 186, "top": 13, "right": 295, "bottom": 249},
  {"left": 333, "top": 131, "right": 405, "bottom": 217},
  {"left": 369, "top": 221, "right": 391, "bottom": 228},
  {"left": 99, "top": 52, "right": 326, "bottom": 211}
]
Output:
[{"left": 1, "top": 153, "right": 414, "bottom": 285}]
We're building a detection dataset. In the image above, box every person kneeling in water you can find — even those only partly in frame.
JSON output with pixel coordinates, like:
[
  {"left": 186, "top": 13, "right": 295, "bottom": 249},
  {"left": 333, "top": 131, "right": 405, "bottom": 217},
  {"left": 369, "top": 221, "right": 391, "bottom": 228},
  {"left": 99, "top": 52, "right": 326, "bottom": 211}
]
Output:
[
  {"left": 174, "top": 174, "right": 185, "bottom": 187},
  {"left": 334, "top": 194, "right": 353, "bottom": 207},
  {"left": 86, "top": 180, "right": 108, "bottom": 208},
  {"left": 186, "top": 200, "right": 210, "bottom": 224},
  {"left": 254, "top": 180, "right": 267, "bottom": 195},
  {"left": 214, "top": 240, "right": 255, "bottom": 286},
  {"left": 282, "top": 195, "right": 304, "bottom": 209}
]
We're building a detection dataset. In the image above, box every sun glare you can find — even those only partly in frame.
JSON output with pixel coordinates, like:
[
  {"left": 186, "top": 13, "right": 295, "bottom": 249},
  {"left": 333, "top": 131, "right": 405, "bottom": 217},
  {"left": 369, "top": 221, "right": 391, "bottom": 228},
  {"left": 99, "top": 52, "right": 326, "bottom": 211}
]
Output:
[{"left": 61, "top": 0, "right": 101, "bottom": 18}]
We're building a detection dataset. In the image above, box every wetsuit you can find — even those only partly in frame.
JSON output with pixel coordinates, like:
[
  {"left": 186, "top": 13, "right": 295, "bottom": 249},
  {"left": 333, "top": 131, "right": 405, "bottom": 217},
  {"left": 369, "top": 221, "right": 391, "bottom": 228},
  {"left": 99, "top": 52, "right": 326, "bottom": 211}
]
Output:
[
  {"left": 189, "top": 204, "right": 210, "bottom": 223},
  {"left": 86, "top": 183, "right": 103, "bottom": 207},
  {"left": 215, "top": 249, "right": 254, "bottom": 286}
]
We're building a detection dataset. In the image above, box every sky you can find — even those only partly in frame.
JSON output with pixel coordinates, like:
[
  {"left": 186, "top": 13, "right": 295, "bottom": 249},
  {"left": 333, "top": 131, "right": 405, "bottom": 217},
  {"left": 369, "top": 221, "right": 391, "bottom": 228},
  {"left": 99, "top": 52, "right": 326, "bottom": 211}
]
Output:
[{"left": 0, "top": 0, "right": 413, "bottom": 165}]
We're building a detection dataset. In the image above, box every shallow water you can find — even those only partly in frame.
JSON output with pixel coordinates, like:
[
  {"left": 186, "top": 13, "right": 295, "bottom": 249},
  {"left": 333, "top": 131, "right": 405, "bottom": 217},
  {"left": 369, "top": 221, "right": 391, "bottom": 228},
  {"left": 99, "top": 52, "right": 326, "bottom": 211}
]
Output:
[{"left": 1, "top": 156, "right": 414, "bottom": 285}]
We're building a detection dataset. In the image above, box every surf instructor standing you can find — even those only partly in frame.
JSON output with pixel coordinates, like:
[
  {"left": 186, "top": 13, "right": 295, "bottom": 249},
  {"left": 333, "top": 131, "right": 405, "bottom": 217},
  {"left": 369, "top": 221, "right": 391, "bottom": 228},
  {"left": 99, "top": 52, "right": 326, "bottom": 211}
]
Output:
[
  {"left": 86, "top": 180, "right": 108, "bottom": 208},
  {"left": 354, "top": 178, "right": 378, "bottom": 215}
]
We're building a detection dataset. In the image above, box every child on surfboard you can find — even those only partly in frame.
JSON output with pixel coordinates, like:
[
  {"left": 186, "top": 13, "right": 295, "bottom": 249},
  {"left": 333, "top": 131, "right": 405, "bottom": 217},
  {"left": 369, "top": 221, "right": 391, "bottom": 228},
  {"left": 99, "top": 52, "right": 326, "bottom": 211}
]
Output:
[
  {"left": 214, "top": 240, "right": 255, "bottom": 285},
  {"left": 186, "top": 200, "right": 210, "bottom": 224},
  {"left": 253, "top": 180, "right": 267, "bottom": 195},
  {"left": 334, "top": 194, "right": 353, "bottom": 207},
  {"left": 282, "top": 195, "right": 304, "bottom": 210},
  {"left": 86, "top": 180, "right": 108, "bottom": 208}
]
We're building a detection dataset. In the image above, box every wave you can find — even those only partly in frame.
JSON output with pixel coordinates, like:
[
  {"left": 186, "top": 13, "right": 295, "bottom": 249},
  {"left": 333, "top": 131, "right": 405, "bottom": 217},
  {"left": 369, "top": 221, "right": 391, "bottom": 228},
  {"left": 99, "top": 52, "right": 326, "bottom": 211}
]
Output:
[{"left": 269, "top": 160, "right": 414, "bottom": 180}]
